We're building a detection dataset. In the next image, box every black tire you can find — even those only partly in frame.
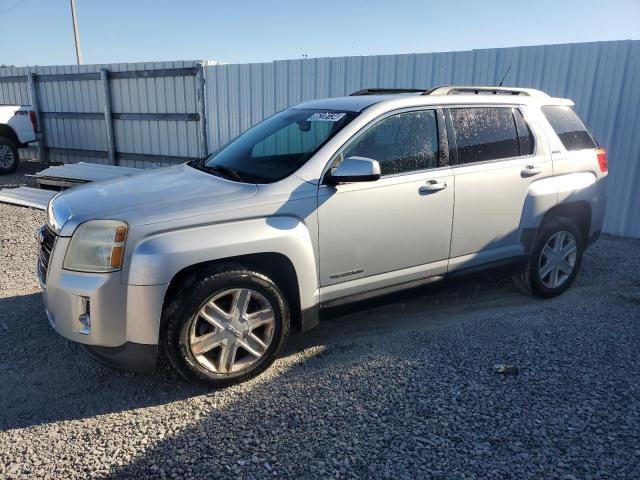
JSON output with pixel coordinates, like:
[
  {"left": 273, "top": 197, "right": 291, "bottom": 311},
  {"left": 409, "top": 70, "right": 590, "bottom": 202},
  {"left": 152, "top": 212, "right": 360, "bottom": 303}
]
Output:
[
  {"left": 0, "top": 137, "right": 19, "bottom": 174},
  {"left": 513, "top": 216, "right": 584, "bottom": 298},
  {"left": 163, "top": 267, "right": 290, "bottom": 387}
]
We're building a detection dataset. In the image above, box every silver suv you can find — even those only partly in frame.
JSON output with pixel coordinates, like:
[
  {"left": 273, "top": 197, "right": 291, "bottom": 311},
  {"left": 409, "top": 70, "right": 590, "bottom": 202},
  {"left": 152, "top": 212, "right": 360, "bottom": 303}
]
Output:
[{"left": 39, "top": 86, "right": 608, "bottom": 386}]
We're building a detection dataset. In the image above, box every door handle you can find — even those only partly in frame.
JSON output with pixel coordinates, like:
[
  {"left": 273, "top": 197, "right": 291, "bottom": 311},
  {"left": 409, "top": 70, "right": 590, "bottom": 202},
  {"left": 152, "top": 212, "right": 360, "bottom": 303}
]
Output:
[
  {"left": 521, "top": 165, "right": 542, "bottom": 177},
  {"left": 419, "top": 180, "right": 447, "bottom": 193}
]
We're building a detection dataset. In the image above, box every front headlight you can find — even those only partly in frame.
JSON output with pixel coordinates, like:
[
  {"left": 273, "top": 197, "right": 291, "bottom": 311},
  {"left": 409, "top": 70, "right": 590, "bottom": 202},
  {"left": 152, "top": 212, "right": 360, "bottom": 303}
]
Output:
[{"left": 63, "top": 220, "right": 128, "bottom": 273}]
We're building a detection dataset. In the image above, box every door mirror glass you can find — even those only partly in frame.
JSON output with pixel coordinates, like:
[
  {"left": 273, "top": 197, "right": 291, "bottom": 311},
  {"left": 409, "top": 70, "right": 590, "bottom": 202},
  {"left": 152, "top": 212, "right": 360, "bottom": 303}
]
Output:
[{"left": 327, "top": 157, "right": 381, "bottom": 184}]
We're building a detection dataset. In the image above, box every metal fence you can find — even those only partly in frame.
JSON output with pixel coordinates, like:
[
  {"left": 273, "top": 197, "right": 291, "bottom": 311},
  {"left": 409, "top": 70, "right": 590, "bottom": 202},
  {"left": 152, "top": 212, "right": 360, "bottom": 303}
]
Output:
[
  {"left": 205, "top": 40, "right": 640, "bottom": 237},
  {"left": 1, "top": 41, "right": 638, "bottom": 236},
  {"left": 0, "top": 61, "right": 207, "bottom": 168}
]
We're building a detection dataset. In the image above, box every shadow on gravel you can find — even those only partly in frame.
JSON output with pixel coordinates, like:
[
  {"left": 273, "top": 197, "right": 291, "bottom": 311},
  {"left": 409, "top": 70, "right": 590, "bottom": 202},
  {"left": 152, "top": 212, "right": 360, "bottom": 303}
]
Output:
[
  {"left": 0, "top": 293, "right": 209, "bottom": 431},
  {"left": 106, "top": 343, "right": 415, "bottom": 479},
  {"left": 1, "top": 235, "right": 634, "bottom": 434},
  {"left": 106, "top": 263, "right": 640, "bottom": 479},
  {"left": 0, "top": 268, "right": 518, "bottom": 432},
  {"left": 0, "top": 156, "right": 45, "bottom": 189}
]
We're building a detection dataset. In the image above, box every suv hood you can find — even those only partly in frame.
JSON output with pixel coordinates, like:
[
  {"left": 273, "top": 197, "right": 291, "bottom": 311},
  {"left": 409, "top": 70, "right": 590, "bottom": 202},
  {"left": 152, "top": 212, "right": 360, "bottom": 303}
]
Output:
[{"left": 52, "top": 164, "right": 258, "bottom": 235}]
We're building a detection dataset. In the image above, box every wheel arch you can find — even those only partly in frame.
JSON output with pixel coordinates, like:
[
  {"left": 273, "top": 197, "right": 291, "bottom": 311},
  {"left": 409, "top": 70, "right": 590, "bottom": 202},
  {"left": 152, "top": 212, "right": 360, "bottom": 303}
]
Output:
[
  {"left": 0, "top": 124, "right": 20, "bottom": 146},
  {"left": 127, "top": 216, "right": 321, "bottom": 331},
  {"left": 542, "top": 201, "right": 591, "bottom": 244},
  {"left": 162, "top": 252, "right": 307, "bottom": 332}
]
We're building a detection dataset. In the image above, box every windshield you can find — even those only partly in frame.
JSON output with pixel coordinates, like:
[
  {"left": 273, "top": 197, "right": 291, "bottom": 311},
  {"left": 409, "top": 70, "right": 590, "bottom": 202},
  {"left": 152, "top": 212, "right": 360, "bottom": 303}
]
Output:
[{"left": 201, "top": 108, "right": 357, "bottom": 183}]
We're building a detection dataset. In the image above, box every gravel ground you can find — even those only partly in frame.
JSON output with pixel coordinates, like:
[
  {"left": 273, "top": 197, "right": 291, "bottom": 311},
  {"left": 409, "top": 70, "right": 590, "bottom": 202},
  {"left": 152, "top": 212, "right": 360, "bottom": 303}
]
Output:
[
  {"left": 0, "top": 173, "right": 639, "bottom": 479},
  {"left": 0, "top": 155, "right": 44, "bottom": 189}
]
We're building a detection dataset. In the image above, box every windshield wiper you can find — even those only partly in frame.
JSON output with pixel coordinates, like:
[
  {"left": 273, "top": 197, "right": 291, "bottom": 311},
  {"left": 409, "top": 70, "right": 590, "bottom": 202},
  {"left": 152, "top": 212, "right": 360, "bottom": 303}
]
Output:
[
  {"left": 189, "top": 158, "right": 274, "bottom": 183},
  {"left": 191, "top": 159, "right": 245, "bottom": 182},
  {"left": 204, "top": 164, "right": 245, "bottom": 182}
]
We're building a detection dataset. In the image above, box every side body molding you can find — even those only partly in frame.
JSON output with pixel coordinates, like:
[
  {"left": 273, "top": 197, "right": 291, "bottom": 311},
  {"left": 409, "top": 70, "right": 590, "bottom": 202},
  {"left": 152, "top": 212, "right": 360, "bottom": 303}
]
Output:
[{"left": 126, "top": 216, "right": 320, "bottom": 311}]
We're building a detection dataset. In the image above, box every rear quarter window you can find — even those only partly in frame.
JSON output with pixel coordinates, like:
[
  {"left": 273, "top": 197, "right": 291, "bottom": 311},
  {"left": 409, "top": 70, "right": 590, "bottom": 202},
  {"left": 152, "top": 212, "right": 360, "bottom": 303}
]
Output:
[{"left": 542, "top": 105, "right": 596, "bottom": 151}]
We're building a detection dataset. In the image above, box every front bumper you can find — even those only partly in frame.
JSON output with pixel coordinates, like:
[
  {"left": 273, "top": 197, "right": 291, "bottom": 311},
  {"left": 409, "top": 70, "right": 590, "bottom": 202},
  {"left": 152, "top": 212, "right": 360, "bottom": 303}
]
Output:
[{"left": 40, "top": 232, "right": 168, "bottom": 372}]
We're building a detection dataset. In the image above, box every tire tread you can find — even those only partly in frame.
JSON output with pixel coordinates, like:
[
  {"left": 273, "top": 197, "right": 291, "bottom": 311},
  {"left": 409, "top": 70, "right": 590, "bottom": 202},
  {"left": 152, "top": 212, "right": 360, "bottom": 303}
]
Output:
[
  {"left": 513, "top": 216, "right": 584, "bottom": 298},
  {"left": 163, "top": 267, "right": 290, "bottom": 388},
  {"left": 0, "top": 137, "right": 19, "bottom": 174}
]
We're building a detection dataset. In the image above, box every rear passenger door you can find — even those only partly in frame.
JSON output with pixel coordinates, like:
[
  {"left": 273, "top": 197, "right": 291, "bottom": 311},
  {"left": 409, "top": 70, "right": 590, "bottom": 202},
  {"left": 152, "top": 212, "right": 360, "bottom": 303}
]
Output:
[{"left": 446, "top": 105, "right": 552, "bottom": 270}]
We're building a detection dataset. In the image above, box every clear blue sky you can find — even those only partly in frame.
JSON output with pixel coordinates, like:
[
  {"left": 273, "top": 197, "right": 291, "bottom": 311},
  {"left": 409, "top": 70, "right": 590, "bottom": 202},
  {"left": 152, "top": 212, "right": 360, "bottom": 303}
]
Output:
[{"left": 1, "top": 0, "right": 639, "bottom": 66}]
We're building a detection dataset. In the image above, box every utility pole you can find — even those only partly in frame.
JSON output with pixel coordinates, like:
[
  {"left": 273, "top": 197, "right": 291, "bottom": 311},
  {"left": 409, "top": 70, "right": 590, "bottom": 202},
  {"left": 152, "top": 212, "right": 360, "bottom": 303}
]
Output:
[{"left": 69, "top": 0, "right": 83, "bottom": 64}]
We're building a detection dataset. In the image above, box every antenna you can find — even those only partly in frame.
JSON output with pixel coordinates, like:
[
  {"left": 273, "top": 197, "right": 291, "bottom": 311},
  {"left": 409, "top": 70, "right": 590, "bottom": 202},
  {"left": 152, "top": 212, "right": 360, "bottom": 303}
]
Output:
[{"left": 498, "top": 64, "right": 512, "bottom": 87}]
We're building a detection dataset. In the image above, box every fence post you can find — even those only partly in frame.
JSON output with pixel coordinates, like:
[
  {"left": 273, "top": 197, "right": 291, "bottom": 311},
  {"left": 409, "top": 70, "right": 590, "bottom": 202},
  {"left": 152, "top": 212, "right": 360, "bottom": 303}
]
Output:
[
  {"left": 27, "top": 72, "right": 47, "bottom": 165},
  {"left": 100, "top": 68, "right": 117, "bottom": 165},
  {"left": 196, "top": 63, "right": 208, "bottom": 158}
]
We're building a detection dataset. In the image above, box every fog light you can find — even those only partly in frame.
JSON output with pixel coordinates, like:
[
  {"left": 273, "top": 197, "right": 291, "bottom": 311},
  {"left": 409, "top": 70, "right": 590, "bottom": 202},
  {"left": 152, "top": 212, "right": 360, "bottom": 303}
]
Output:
[{"left": 78, "top": 296, "right": 91, "bottom": 335}]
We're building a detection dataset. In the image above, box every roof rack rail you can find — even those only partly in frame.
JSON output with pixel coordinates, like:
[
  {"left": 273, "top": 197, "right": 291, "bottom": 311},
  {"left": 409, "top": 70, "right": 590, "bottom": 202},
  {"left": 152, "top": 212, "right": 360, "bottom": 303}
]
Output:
[
  {"left": 349, "top": 88, "right": 428, "bottom": 96},
  {"left": 349, "top": 85, "right": 549, "bottom": 98},
  {"left": 426, "top": 86, "right": 549, "bottom": 97}
]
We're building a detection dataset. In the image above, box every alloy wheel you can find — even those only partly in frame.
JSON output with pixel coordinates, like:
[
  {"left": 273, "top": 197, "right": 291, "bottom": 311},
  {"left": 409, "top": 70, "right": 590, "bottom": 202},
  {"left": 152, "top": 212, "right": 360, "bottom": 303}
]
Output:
[
  {"left": 538, "top": 230, "right": 578, "bottom": 289},
  {"left": 188, "top": 288, "right": 276, "bottom": 374},
  {"left": 0, "top": 145, "right": 15, "bottom": 169}
]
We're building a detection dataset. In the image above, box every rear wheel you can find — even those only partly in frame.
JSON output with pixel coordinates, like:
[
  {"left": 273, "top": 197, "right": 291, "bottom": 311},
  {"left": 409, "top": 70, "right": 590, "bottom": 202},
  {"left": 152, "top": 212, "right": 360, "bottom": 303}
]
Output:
[
  {"left": 163, "top": 268, "right": 290, "bottom": 387},
  {"left": 513, "top": 216, "right": 584, "bottom": 298},
  {"left": 0, "top": 137, "right": 19, "bottom": 174}
]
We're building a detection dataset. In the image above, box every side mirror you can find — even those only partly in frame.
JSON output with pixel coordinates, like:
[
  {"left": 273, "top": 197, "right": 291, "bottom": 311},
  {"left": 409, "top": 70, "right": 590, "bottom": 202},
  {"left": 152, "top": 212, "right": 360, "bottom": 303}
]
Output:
[{"left": 327, "top": 156, "right": 381, "bottom": 185}]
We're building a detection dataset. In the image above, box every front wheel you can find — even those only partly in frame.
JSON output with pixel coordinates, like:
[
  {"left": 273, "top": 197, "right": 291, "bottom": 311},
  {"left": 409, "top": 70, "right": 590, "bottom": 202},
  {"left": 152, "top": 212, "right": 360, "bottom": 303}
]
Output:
[
  {"left": 0, "top": 137, "right": 19, "bottom": 174},
  {"left": 163, "top": 268, "right": 290, "bottom": 387},
  {"left": 513, "top": 216, "right": 584, "bottom": 298}
]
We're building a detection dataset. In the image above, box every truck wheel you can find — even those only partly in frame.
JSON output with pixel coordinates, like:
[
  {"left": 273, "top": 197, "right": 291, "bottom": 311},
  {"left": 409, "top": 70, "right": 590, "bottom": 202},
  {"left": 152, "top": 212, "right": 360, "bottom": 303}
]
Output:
[
  {"left": 0, "top": 137, "right": 19, "bottom": 174},
  {"left": 513, "top": 216, "right": 584, "bottom": 298},
  {"left": 163, "top": 268, "right": 290, "bottom": 387}
]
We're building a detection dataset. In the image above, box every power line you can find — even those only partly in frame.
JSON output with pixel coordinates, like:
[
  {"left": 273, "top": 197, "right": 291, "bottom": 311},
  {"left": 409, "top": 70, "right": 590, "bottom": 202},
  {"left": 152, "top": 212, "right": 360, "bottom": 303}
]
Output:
[{"left": 0, "top": 0, "right": 27, "bottom": 17}]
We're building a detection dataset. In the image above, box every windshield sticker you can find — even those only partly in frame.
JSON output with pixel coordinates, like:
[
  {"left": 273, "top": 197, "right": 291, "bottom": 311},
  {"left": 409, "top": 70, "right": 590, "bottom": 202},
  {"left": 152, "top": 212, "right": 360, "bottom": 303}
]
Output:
[{"left": 307, "top": 112, "right": 346, "bottom": 122}]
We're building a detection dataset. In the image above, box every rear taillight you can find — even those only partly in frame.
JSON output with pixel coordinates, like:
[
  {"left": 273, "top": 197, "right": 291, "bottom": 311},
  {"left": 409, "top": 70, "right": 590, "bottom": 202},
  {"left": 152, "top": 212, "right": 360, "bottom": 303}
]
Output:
[
  {"left": 596, "top": 147, "right": 608, "bottom": 173},
  {"left": 29, "top": 111, "right": 38, "bottom": 132}
]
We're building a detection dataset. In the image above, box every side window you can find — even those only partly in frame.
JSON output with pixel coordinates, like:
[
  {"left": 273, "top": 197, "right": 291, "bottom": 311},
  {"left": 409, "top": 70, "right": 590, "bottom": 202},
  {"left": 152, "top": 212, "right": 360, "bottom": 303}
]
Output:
[
  {"left": 342, "top": 110, "right": 439, "bottom": 176},
  {"left": 541, "top": 105, "right": 596, "bottom": 151},
  {"left": 450, "top": 107, "right": 520, "bottom": 164}
]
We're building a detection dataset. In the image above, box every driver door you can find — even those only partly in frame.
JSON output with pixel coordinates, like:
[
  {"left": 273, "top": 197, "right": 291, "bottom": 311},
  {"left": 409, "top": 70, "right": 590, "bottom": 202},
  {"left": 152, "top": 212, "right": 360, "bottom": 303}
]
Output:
[{"left": 317, "top": 108, "right": 454, "bottom": 302}]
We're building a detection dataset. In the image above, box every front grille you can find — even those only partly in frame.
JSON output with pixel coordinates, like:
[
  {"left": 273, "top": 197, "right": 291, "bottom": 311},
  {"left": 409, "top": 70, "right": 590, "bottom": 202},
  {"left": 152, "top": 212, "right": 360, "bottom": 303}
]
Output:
[{"left": 37, "top": 225, "right": 57, "bottom": 285}]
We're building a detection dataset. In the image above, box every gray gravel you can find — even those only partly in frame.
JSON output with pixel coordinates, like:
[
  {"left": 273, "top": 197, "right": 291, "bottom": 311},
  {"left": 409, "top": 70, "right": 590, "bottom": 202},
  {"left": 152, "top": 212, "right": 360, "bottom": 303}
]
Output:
[
  {"left": 1, "top": 175, "right": 639, "bottom": 478},
  {"left": 0, "top": 154, "right": 44, "bottom": 190}
]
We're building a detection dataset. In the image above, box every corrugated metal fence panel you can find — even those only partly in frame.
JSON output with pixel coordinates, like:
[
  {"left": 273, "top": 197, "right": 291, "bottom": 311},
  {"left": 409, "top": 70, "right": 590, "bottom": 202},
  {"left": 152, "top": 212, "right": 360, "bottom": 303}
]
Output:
[
  {"left": 0, "top": 60, "right": 204, "bottom": 168},
  {"left": 205, "top": 40, "right": 640, "bottom": 237},
  {"left": 109, "top": 60, "right": 202, "bottom": 166},
  {"left": 1, "top": 44, "right": 638, "bottom": 235},
  {"left": 0, "top": 66, "right": 30, "bottom": 105},
  {"left": 36, "top": 63, "right": 106, "bottom": 163}
]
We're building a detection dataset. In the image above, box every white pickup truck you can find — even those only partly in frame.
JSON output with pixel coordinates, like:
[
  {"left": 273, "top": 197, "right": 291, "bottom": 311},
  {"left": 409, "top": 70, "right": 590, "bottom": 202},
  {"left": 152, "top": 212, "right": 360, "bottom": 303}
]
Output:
[{"left": 0, "top": 105, "right": 37, "bottom": 174}]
